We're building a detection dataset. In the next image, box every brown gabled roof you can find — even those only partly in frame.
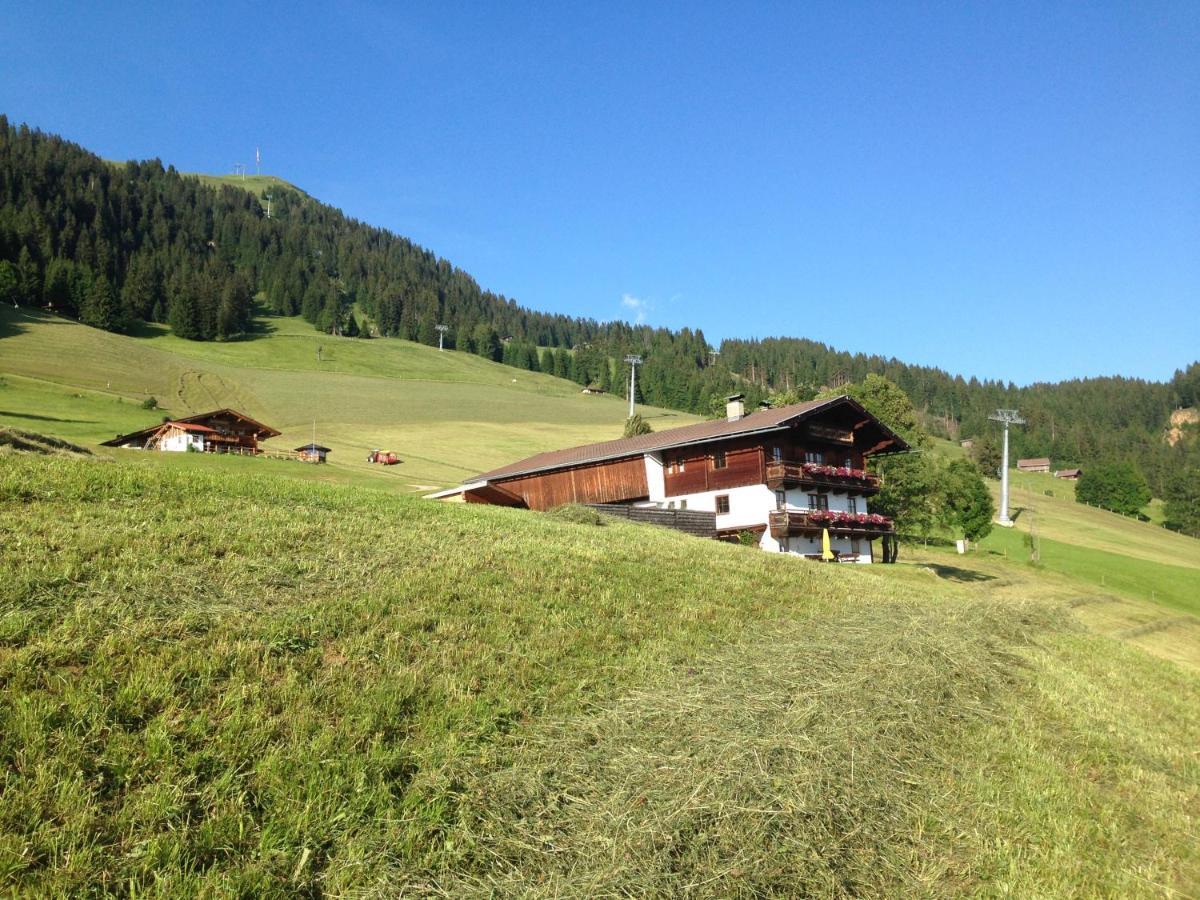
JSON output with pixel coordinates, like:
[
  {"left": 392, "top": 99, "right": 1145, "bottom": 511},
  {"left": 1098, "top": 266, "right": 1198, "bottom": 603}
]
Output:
[
  {"left": 473, "top": 395, "right": 909, "bottom": 482},
  {"left": 1018, "top": 457, "right": 1051, "bottom": 467},
  {"left": 101, "top": 408, "right": 280, "bottom": 447},
  {"left": 174, "top": 408, "right": 281, "bottom": 438}
]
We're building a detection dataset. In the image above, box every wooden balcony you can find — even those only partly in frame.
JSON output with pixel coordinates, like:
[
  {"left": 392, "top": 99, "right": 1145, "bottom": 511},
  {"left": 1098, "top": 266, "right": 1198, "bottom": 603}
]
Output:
[
  {"left": 768, "top": 509, "right": 895, "bottom": 540},
  {"left": 764, "top": 461, "right": 882, "bottom": 495}
]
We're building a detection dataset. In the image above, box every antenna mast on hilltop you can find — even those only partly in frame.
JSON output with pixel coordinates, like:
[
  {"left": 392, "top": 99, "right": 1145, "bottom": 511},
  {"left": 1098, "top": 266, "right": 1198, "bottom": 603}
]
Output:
[
  {"left": 989, "top": 408, "right": 1026, "bottom": 527},
  {"left": 624, "top": 355, "right": 643, "bottom": 418},
  {"left": 435, "top": 324, "right": 449, "bottom": 351}
]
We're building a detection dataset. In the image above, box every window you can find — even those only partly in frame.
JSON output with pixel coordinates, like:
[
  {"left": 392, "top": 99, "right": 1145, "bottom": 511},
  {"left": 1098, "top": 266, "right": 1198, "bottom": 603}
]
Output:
[
  {"left": 665, "top": 458, "right": 674, "bottom": 474},
  {"left": 772, "top": 446, "right": 783, "bottom": 462},
  {"left": 851, "top": 539, "right": 861, "bottom": 556},
  {"left": 667, "top": 500, "right": 675, "bottom": 509},
  {"left": 775, "top": 490, "right": 786, "bottom": 510},
  {"left": 715, "top": 495, "right": 731, "bottom": 515},
  {"left": 808, "top": 493, "right": 828, "bottom": 511},
  {"left": 780, "top": 538, "right": 789, "bottom": 553},
  {"left": 844, "top": 456, "right": 853, "bottom": 469},
  {"left": 805, "top": 450, "right": 823, "bottom": 464},
  {"left": 679, "top": 499, "right": 687, "bottom": 510},
  {"left": 847, "top": 497, "right": 858, "bottom": 514},
  {"left": 712, "top": 450, "right": 727, "bottom": 469}
]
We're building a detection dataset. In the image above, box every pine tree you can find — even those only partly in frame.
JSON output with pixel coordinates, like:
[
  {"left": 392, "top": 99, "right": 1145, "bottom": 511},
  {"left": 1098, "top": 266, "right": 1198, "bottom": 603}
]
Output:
[
  {"left": 16, "top": 246, "right": 38, "bottom": 304},
  {"left": 80, "top": 276, "right": 125, "bottom": 332},
  {"left": 42, "top": 259, "right": 73, "bottom": 313},
  {"left": 0, "top": 262, "right": 18, "bottom": 307}
]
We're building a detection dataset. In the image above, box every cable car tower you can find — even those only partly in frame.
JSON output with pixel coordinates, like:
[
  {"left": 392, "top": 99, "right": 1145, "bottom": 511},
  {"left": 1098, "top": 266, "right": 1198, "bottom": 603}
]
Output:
[{"left": 989, "top": 408, "right": 1025, "bottom": 526}]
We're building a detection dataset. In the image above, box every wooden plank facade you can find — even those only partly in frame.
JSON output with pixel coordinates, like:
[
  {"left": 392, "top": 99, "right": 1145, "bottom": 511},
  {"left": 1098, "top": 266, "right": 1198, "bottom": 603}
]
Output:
[{"left": 483, "top": 456, "right": 648, "bottom": 510}]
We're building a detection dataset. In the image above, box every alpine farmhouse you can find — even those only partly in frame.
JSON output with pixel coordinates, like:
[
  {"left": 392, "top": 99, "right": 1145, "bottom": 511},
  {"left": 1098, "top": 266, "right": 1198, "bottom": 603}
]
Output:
[
  {"left": 431, "top": 395, "right": 910, "bottom": 563},
  {"left": 101, "top": 409, "right": 281, "bottom": 455}
]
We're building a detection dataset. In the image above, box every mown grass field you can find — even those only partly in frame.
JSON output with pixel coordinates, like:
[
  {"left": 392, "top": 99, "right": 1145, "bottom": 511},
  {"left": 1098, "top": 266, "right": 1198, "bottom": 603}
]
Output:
[
  {"left": 1, "top": 452, "right": 1197, "bottom": 896},
  {"left": 3, "top": 305, "right": 1199, "bottom": 893},
  {"left": 0, "top": 305, "right": 695, "bottom": 490}
]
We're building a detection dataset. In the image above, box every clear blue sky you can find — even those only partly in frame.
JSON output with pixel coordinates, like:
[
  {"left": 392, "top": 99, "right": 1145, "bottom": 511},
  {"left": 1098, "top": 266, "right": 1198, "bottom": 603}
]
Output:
[{"left": 2, "top": 2, "right": 1196, "bottom": 384}]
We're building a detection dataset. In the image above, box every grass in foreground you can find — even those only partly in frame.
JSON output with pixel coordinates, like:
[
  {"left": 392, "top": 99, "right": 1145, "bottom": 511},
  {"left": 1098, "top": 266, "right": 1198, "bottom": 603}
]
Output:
[{"left": 1, "top": 452, "right": 1198, "bottom": 896}]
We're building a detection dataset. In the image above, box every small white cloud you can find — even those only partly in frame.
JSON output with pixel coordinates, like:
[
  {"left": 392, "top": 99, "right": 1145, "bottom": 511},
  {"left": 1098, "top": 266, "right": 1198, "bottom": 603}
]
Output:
[{"left": 621, "top": 293, "right": 649, "bottom": 324}]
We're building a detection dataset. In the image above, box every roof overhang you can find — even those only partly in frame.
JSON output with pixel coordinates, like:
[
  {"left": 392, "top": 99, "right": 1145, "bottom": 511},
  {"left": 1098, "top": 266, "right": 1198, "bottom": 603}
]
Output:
[
  {"left": 426, "top": 481, "right": 487, "bottom": 500},
  {"left": 474, "top": 422, "right": 800, "bottom": 483},
  {"left": 471, "top": 395, "right": 909, "bottom": 483},
  {"left": 425, "top": 480, "right": 528, "bottom": 508}
]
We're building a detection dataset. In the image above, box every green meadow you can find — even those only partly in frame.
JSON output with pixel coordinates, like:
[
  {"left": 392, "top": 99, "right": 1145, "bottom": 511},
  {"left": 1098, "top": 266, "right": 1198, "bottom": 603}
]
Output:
[
  {"left": 2, "top": 307, "right": 1200, "bottom": 894},
  {"left": 1, "top": 452, "right": 1197, "bottom": 896},
  {"left": 184, "top": 172, "right": 308, "bottom": 200},
  {"left": 0, "top": 306, "right": 696, "bottom": 490}
]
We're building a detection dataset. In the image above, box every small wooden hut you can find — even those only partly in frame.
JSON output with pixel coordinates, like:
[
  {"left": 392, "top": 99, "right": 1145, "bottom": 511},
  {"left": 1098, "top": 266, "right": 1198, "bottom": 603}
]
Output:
[{"left": 295, "top": 442, "right": 332, "bottom": 463}]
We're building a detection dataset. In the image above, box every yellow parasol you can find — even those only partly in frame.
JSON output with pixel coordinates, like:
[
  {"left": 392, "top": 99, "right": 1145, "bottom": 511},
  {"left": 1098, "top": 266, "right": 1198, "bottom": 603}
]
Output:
[{"left": 821, "top": 528, "right": 835, "bottom": 561}]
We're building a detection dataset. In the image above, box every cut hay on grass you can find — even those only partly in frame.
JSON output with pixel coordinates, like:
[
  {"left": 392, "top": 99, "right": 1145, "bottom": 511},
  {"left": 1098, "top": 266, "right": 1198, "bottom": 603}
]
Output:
[
  {"left": 424, "top": 600, "right": 1064, "bottom": 897},
  {"left": 2, "top": 453, "right": 1198, "bottom": 896},
  {"left": 0, "top": 427, "right": 91, "bottom": 457}
]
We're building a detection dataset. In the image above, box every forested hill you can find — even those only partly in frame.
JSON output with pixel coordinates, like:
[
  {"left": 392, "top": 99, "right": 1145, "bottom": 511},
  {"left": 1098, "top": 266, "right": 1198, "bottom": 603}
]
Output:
[
  {"left": 0, "top": 117, "right": 738, "bottom": 412},
  {"left": 719, "top": 337, "right": 1199, "bottom": 477},
  {"left": 0, "top": 117, "right": 1196, "bottom": 509}
]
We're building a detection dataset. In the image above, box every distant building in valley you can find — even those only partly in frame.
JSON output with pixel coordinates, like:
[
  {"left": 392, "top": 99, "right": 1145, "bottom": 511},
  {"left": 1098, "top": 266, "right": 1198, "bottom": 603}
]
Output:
[
  {"left": 960, "top": 438, "right": 974, "bottom": 449},
  {"left": 102, "top": 409, "right": 280, "bottom": 455},
  {"left": 1017, "top": 457, "right": 1052, "bottom": 473},
  {"left": 295, "top": 442, "right": 332, "bottom": 463}
]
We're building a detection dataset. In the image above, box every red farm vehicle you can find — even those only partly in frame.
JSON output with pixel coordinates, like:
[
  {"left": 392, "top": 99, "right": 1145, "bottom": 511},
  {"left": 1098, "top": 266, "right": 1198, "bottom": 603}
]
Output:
[{"left": 367, "top": 449, "right": 401, "bottom": 465}]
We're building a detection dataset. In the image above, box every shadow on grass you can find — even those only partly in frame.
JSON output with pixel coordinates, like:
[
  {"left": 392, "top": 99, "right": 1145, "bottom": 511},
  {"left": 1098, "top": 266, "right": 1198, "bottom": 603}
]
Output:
[
  {"left": 126, "top": 319, "right": 169, "bottom": 338},
  {"left": 0, "top": 305, "right": 32, "bottom": 339},
  {"left": 924, "top": 563, "right": 998, "bottom": 583},
  {"left": 226, "top": 313, "right": 278, "bottom": 341},
  {"left": 126, "top": 306, "right": 280, "bottom": 342},
  {"left": 0, "top": 410, "right": 96, "bottom": 424}
]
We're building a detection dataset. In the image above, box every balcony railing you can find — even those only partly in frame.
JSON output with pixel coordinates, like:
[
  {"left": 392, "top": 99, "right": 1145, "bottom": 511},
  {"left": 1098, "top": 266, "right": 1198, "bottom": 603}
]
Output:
[
  {"left": 765, "top": 460, "right": 882, "bottom": 494},
  {"left": 768, "top": 509, "right": 894, "bottom": 539}
]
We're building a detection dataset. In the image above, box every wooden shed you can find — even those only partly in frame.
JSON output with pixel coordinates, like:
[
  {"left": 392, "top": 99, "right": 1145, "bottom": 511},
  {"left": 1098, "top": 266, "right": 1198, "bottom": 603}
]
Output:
[{"left": 295, "top": 442, "right": 332, "bottom": 463}]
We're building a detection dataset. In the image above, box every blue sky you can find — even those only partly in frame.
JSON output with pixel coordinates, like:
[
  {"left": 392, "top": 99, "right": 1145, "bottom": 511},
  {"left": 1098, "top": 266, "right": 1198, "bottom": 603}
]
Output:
[{"left": 2, "top": 2, "right": 1196, "bottom": 384}]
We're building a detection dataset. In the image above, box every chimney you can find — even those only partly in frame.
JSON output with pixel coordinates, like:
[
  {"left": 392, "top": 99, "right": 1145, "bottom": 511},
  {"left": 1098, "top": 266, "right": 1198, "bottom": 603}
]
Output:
[{"left": 725, "top": 393, "right": 745, "bottom": 422}]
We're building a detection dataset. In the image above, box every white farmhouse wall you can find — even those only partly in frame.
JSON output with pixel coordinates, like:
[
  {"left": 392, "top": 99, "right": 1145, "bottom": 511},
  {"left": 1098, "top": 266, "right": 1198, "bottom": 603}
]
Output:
[
  {"left": 643, "top": 453, "right": 666, "bottom": 502},
  {"left": 658, "top": 481, "right": 875, "bottom": 564},
  {"left": 160, "top": 431, "right": 206, "bottom": 453}
]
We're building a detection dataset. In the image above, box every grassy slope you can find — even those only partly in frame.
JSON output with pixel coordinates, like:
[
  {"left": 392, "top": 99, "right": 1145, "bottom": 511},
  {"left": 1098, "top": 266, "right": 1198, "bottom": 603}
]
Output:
[
  {"left": 0, "top": 306, "right": 696, "bottom": 490},
  {"left": 919, "top": 439, "right": 1200, "bottom": 626},
  {"left": 1, "top": 453, "right": 1197, "bottom": 896},
  {"left": 184, "top": 172, "right": 308, "bottom": 201}
]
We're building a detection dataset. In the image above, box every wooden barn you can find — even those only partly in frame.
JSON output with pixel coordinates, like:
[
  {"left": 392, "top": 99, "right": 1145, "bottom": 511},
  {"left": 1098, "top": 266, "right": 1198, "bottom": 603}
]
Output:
[
  {"left": 429, "top": 395, "right": 909, "bottom": 563},
  {"left": 1017, "top": 457, "right": 1052, "bottom": 473},
  {"left": 102, "top": 409, "right": 281, "bottom": 455}
]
